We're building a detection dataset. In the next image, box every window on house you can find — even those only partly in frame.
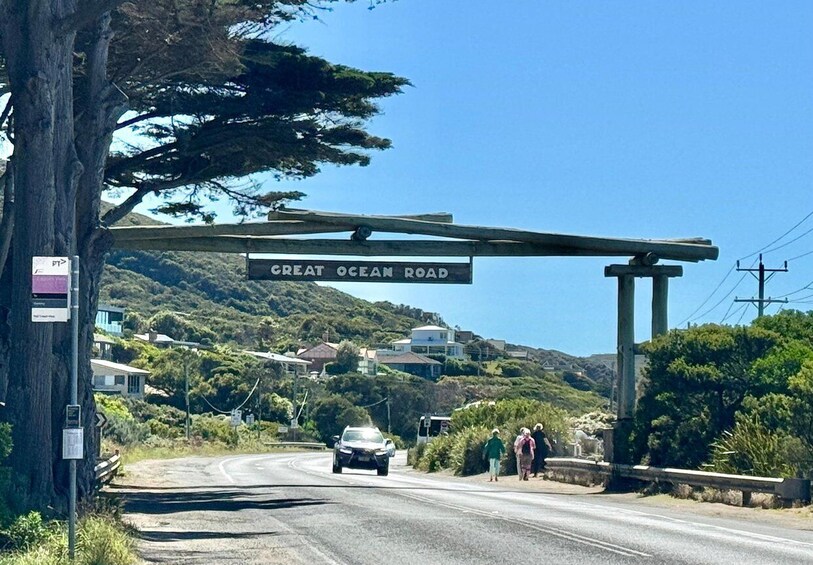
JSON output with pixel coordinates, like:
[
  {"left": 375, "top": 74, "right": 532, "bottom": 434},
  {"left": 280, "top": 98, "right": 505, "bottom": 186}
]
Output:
[
  {"left": 127, "top": 375, "right": 141, "bottom": 394},
  {"left": 114, "top": 375, "right": 125, "bottom": 386}
]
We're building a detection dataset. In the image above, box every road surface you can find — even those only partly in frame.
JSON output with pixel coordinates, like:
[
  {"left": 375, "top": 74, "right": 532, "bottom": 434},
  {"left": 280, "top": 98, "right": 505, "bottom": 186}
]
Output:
[{"left": 116, "top": 451, "right": 813, "bottom": 564}]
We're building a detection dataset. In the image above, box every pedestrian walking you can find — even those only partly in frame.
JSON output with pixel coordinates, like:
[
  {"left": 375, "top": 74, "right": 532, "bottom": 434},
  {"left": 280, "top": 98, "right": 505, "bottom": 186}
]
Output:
[
  {"left": 482, "top": 428, "right": 505, "bottom": 482},
  {"left": 513, "top": 427, "right": 527, "bottom": 479},
  {"left": 515, "top": 428, "right": 535, "bottom": 481},
  {"left": 531, "top": 423, "right": 551, "bottom": 477}
]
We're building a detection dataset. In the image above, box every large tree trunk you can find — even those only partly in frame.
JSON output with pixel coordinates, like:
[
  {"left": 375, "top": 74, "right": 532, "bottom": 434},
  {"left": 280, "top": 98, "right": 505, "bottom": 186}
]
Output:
[{"left": 0, "top": 0, "right": 80, "bottom": 510}]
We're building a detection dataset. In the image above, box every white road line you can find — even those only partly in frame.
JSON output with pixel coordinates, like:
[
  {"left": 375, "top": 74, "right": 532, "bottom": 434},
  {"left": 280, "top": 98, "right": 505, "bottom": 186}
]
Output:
[
  {"left": 218, "top": 457, "right": 238, "bottom": 484},
  {"left": 287, "top": 454, "right": 650, "bottom": 558}
]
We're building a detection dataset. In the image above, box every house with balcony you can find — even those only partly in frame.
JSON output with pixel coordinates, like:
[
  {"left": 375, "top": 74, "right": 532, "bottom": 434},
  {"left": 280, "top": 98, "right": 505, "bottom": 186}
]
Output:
[
  {"left": 391, "top": 325, "right": 465, "bottom": 359},
  {"left": 91, "top": 359, "right": 150, "bottom": 398},
  {"left": 95, "top": 304, "right": 125, "bottom": 336}
]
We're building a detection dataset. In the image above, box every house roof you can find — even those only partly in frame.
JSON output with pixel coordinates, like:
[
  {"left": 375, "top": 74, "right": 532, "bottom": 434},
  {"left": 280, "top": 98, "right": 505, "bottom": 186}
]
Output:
[
  {"left": 244, "top": 351, "right": 312, "bottom": 366},
  {"left": 93, "top": 333, "right": 116, "bottom": 344},
  {"left": 134, "top": 333, "right": 175, "bottom": 344},
  {"left": 378, "top": 352, "right": 441, "bottom": 365},
  {"left": 391, "top": 338, "right": 411, "bottom": 345},
  {"left": 91, "top": 359, "right": 150, "bottom": 376},
  {"left": 412, "top": 325, "right": 448, "bottom": 331}
]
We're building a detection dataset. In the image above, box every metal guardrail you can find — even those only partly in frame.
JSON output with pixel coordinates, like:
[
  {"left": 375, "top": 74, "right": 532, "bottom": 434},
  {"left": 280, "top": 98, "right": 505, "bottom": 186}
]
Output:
[
  {"left": 263, "top": 441, "right": 326, "bottom": 450},
  {"left": 545, "top": 457, "right": 811, "bottom": 505},
  {"left": 94, "top": 452, "right": 121, "bottom": 486}
]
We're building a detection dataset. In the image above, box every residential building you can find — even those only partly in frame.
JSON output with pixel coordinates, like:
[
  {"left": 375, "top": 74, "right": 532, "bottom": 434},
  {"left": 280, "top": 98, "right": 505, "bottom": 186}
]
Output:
[
  {"left": 95, "top": 304, "right": 125, "bottom": 336},
  {"left": 486, "top": 339, "right": 506, "bottom": 351},
  {"left": 378, "top": 351, "right": 442, "bottom": 380},
  {"left": 358, "top": 348, "right": 379, "bottom": 376},
  {"left": 454, "top": 330, "right": 475, "bottom": 344},
  {"left": 296, "top": 342, "right": 339, "bottom": 373},
  {"left": 91, "top": 359, "right": 150, "bottom": 398},
  {"left": 506, "top": 350, "right": 529, "bottom": 360},
  {"left": 391, "top": 325, "right": 465, "bottom": 359},
  {"left": 244, "top": 351, "right": 311, "bottom": 377},
  {"left": 93, "top": 333, "right": 116, "bottom": 360}
]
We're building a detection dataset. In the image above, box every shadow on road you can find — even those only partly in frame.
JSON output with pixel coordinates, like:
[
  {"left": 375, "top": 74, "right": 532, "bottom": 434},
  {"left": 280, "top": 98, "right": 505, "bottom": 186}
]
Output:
[
  {"left": 138, "top": 529, "right": 282, "bottom": 542},
  {"left": 118, "top": 488, "right": 331, "bottom": 515}
]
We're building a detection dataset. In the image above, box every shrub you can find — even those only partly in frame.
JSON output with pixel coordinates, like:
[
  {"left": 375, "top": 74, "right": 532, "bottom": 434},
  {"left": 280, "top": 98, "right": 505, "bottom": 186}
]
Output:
[
  {"left": 191, "top": 414, "right": 238, "bottom": 446},
  {"left": 3, "top": 511, "right": 51, "bottom": 551},
  {"left": 448, "top": 427, "right": 490, "bottom": 476},
  {"left": 416, "top": 434, "right": 454, "bottom": 472},
  {"left": 707, "top": 413, "right": 813, "bottom": 478},
  {"left": 77, "top": 516, "right": 136, "bottom": 565}
]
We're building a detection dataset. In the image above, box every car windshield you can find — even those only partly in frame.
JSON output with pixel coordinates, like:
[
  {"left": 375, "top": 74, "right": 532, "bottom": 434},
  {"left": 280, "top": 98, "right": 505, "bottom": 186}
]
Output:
[{"left": 342, "top": 429, "right": 384, "bottom": 443}]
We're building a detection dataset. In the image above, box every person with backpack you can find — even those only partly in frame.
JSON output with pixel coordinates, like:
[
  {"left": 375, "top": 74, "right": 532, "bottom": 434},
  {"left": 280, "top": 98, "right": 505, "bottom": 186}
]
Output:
[
  {"left": 482, "top": 428, "right": 506, "bottom": 482},
  {"left": 515, "top": 428, "right": 536, "bottom": 481}
]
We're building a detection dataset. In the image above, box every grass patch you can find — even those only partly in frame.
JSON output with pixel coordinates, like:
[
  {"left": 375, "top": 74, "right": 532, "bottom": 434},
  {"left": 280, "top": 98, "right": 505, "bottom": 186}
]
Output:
[
  {"left": 119, "top": 438, "right": 324, "bottom": 466},
  {"left": 0, "top": 515, "right": 136, "bottom": 565}
]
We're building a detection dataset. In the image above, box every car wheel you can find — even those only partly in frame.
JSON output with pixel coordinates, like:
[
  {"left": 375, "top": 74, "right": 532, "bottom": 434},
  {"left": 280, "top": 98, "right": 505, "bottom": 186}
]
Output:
[
  {"left": 377, "top": 465, "right": 389, "bottom": 476},
  {"left": 332, "top": 460, "right": 342, "bottom": 474}
]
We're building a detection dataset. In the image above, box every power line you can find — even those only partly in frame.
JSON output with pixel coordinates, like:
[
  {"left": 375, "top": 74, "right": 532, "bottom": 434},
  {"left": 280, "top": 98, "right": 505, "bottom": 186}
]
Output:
[
  {"left": 734, "top": 255, "right": 788, "bottom": 317},
  {"left": 678, "top": 264, "right": 736, "bottom": 326},
  {"left": 761, "top": 224, "right": 813, "bottom": 255},
  {"left": 688, "top": 268, "right": 751, "bottom": 323},
  {"left": 788, "top": 249, "right": 813, "bottom": 262},
  {"left": 739, "top": 209, "right": 813, "bottom": 261}
]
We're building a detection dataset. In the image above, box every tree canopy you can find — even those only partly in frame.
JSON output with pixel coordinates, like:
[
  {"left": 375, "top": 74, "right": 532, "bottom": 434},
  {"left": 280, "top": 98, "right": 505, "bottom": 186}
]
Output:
[{"left": 0, "top": 0, "right": 407, "bottom": 511}]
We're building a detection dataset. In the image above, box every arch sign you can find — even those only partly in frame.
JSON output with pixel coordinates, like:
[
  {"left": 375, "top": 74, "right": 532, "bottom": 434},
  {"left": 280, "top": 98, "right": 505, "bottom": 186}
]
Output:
[{"left": 247, "top": 258, "right": 472, "bottom": 284}]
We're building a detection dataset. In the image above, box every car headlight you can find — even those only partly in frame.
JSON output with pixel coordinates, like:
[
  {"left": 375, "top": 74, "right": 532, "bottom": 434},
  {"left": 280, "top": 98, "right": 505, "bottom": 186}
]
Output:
[
  {"left": 339, "top": 447, "right": 352, "bottom": 454},
  {"left": 375, "top": 449, "right": 388, "bottom": 456}
]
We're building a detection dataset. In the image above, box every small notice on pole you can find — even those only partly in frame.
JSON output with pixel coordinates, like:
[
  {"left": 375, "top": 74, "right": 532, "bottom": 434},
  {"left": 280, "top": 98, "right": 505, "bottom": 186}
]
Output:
[
  {"left": 62, "top": 428, "right": 84, "bottom": 460},
  {"left": 230, "top": 409, "right": 242, "bottom": 427}
]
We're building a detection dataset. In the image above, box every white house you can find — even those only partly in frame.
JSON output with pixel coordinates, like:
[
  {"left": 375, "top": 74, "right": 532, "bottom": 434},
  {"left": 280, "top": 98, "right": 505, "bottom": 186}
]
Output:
[
  {"left": 358, "top": 348, "right": 379, "bottom": 376},
  {"left": 91, "top": 359, "right": 150, "bottom": 398},
  {"left": 244, "top": 351, "right": 312, "bottom": 377},
  {"left": 391, "top": 325, "right": 465, "bottom": 359}
]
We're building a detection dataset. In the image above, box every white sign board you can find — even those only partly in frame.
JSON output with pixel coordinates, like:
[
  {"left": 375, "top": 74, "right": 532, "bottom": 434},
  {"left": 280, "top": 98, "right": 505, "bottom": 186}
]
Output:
[
  {"left": 278, "top": 425, "right": 288, "bottom": 434},
  {"left": 230, "top": 409, "right": 242, "bottom": 427},
  {"left": 32, "top": 256, "right": 71, "bottom": 322},
  {"left": 62, "top": 428, "right": 84, "bottom": 460},
  {"left": 245, "top": 414, "right": 255, "bottom": 425},
  {"left": 290, "top": 418, "right": 299, "bottom": 430}
]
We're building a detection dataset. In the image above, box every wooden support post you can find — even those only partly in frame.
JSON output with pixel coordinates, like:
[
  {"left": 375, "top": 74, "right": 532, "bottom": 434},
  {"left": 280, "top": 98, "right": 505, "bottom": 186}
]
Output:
[
  {"left": 616, "top": 275, "right": 636, "bottom": 420},
  {"left": 652, "top": 275, "right": 669, "bottom": 338}
]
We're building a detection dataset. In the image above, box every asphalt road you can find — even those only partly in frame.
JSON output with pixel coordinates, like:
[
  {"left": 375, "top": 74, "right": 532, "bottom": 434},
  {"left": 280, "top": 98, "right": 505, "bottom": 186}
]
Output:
[{"left": 117, "top": 451, "right": 813, "bottom": 565}]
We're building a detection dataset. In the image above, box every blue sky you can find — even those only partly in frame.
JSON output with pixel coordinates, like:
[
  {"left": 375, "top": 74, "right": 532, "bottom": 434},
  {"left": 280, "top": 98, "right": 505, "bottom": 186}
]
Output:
[{"left": 128, "top": 1, "right": 813, "bottom": 356}]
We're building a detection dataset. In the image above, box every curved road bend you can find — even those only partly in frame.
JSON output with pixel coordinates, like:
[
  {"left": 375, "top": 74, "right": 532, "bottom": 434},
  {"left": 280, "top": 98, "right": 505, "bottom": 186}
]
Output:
[{"left": 116, "top": 452, "right": 813, "bottom": 565}]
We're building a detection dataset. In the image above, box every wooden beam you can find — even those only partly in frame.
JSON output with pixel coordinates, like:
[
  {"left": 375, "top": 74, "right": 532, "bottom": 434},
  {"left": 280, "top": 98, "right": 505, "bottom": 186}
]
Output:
[
  {"left": 113, "top": 237, "right": 708, "bottom": 261},
  {"left": 109, "top": 221, "right": 353, "bottom": 241},
  {"left": 268, "top": 209, "right": 719, "bottom": 262},
  {"left": 272, "top": 209, "right": 454, "bottom": 224},
  {"left": 604, "top": 265, "right": 684, "bottom": 278}
]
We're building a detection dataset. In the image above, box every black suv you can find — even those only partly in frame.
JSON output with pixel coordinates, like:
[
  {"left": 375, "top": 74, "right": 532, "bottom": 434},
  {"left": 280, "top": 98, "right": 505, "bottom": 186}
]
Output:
[{"left": 332, "top": 426, "right": 395, "bottom": 476}]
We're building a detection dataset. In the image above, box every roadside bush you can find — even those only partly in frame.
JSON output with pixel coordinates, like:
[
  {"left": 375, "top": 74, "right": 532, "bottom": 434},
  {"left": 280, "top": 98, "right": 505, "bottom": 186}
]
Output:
[
  {"left": 77, "top": 516, "right": 136, "bottom": 565},
  {"left": 3, "top": 511, "right": 51, "bottom": 551},
  {"left": 407, "top": 442, "right": 426, "bottom": 467},
  {"left": 416, "top": 434, "right": 454, "bottom": 472},
  {"left": 96, "top": 395, "right": 150, "bottom": 446},
  {"left": 707, "top": 413, "right": 813, "bottom": 478},
  {"left": 448, "top": 427, "right": 490, "bottom": 476},
  {"left": 146, "top": 420, "right": 181, "bottom": 440},
  {"left": 191, "top": 414, "right": 238, "bottom": 446}
]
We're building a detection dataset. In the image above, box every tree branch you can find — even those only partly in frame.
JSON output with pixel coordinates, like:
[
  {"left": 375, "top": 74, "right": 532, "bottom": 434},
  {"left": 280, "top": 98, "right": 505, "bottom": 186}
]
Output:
[
  {"left": 57, "top": 0, "right": 127, "bottom": 35},
  {"left": 101, "top": 184, "right": 153, "bottom": 226},
  {"left": 115, "top": 110, "right": 161, "bottom": 131}
]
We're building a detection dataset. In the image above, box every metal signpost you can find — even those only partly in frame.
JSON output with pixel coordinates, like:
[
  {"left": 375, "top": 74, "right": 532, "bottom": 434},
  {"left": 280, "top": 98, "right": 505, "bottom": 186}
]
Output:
[{"left": 33, "top": 256, "right": 80, "bottom": 560}]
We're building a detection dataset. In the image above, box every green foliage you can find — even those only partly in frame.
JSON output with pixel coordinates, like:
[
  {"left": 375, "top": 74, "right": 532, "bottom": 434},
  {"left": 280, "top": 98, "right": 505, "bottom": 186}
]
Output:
[
  {"left": 498, "top": 360, "right": 523, "bottom": 378},
  {"left": 707, "top": 413, "right": 812, "bottom": 478},
  {"left": 631, "top": 324, "right": 780, "bottom": 467},
  {"left": 450, "top": 399, "right": 569, "bottom": 440},
  {"left": 3, "top": 511, "right": 50, "bottom": 551},
  {"left": 76, "top": 516, "right": 137, "bottom": 565},
  {"left": 334, "top": 340, "right": 360, "bottom": 374},
  {"left": 148, "top": 311, "right": 217, "bottom": 345},
  {"left": 415, "top": 434, "right": 454, "bottom": 472},
  {"left": 96, "top": 394, "right": 150, "bottom": 446},
  {"left": 191, "top": 415, "right": 239, "bottom": 446},
  {"left": 448, "top": 427, "right": 491, "bottom": 476},
  {"left": 0, "top": 423, "right": 11, "bottom": 461},
  {"left": 442, "top": 357, "right": 479, "bottom": 376},
  {"left": 310, "top": 395, "right": 370, "bottom": 442}
]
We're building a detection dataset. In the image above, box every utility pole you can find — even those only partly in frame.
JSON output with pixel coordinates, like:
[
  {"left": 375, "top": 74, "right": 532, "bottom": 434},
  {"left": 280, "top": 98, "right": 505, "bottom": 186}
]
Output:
[
  {"left": 735, "top": 254, "right": 788, "bottom": 317},
  {"left": 184, "top": 359, "right": 190, "bottom": 441}
]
